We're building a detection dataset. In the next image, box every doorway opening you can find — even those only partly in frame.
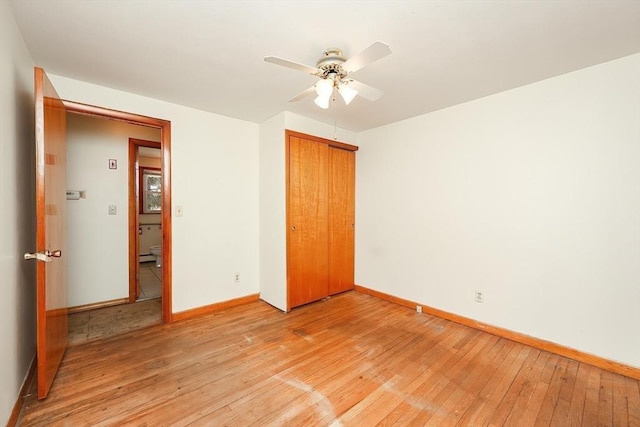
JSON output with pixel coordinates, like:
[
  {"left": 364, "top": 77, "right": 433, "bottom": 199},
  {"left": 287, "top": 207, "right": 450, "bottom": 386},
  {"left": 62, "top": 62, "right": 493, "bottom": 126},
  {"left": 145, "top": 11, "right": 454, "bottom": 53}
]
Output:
[
  {"left": 64, "top": 100, "right": 173, "bottom": 323},
  {"left": 130, "top": 138, "right": 162, "bottom": 303}
]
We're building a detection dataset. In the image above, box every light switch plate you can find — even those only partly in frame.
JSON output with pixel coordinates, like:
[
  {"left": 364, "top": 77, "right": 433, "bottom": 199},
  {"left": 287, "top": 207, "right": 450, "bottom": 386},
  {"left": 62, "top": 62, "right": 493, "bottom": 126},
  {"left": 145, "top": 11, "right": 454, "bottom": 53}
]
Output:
[{"left": 108, "top": 204, "right": 117, "bottom": 215}]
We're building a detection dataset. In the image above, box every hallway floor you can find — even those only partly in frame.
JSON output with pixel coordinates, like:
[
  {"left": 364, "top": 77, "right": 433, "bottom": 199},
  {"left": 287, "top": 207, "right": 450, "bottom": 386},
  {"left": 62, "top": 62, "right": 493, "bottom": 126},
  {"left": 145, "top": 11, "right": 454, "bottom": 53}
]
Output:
[
  {"left": 68, "top": 299, "right": 161, "bottom": 346},
  {"left": 138, "top": 261, "right": 161, "bottom": 300}
]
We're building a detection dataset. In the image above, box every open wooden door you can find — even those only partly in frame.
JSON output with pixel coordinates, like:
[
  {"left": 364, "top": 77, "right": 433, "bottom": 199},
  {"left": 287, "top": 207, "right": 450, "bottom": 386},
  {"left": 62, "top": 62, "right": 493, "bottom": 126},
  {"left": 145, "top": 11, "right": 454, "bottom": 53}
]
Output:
[{"left": 25, "top": 67, "right": 68, "bottom": 399}]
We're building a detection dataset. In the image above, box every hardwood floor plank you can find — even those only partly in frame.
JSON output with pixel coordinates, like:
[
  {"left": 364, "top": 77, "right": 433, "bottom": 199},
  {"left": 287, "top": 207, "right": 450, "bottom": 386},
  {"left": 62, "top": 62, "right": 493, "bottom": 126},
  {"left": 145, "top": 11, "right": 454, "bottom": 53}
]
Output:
[
  {"left": 254, "top": 363, "right": 376, "bottom": 426},
  {"left": 565, "top": 362, "right": 590, "bottom": 426},
  {"left": 456, "top": 344, "right": 532, "bottom": 425},
  {"left": 124, "top": 306, "right": 380, "bottom": 425},
  {"left": 513, "top": 354, "right": 562, "bottom": 427},
  {"left": 612, "top": 371, "right": 629, "bottom": 426},
  {"left": 412, "top": 334, "right": 502, "bottom": 426},
  {"left": 312, "top": 331, "right": 441, "bottom": 424},
  {"left": 342, "top": 319, "right": 466, "bottom": 426},
  {"left": 626, "top": 375, "right": 640, "bottom": 426},
  {"left": 500, "top": 350, "right": 550, "bottom": 427},
  {"left": 400, "top": 331, "right": 496, "bottom": 425},
  {"left": 127, "top": 297, "right": 410, "bottom": 425},
  {"left": 16, "top": 291, "right": 640, "bottom": 426},
  {"left": 548, "top": 358, "right": 580, "bottom": 426},
  {"left": 373, "top": 326, "right": 483, "bottom": 425},
  {"left": 582, "top": 362, "right": 603, "bottom": 424},
  {"left": 533, "top": 356, "right": 570, "bottom": 426},
  {"left": 424, "top": 335, "right": 506, "bottom": 426},
  {"left": 224, "top": 307, "right": 433, "bottom": 425},
  {"left": 487, "top": 348, "right": 543, "bottom": 426},
  {"left": 598, "top": 370, "right": 614, "bottom": 426},
  {"left": 231, "top": 330, "right": 419, "bottom": 425}
]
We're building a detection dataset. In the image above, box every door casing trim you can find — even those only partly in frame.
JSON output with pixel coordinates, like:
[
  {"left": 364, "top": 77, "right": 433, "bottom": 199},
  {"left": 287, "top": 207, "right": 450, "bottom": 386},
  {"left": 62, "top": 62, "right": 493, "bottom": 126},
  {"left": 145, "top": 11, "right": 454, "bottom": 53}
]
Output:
[{"left": 63, "top": 100, "right": 173, "bottom": 323}]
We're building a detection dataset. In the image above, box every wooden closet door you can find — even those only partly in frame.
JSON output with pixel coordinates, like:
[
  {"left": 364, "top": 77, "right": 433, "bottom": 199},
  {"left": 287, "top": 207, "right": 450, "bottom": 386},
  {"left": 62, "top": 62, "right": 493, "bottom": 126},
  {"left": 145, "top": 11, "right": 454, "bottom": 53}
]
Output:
[
  {"left": 328, "top": 147, "right": 355, "bottom": 295},
  {"left": 287, "top": 135, "right": 329, "bottom": 309}
]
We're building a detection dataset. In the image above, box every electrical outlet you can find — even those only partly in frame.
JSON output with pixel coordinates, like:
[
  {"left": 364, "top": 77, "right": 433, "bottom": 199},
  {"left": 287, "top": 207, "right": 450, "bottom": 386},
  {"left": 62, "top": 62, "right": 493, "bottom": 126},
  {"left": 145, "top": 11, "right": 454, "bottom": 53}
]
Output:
[
  {"left": 416, "top": 305, "right": 422, "bottom": 313},
  {"left": 475, "top": 290, "right": 484, "bottom": 303},
  {"left": 234, "top": 272, "right": 240, "bottom": 284}
]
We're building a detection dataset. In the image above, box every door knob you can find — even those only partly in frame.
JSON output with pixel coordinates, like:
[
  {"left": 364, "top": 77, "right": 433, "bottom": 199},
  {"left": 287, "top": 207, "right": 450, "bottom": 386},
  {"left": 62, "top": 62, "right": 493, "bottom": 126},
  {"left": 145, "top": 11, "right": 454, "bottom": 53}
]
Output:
[
  {"left": 24, "top": 250, "right": 61, "bottom": 263},
  {"left": 291, "top": 226, "right": 296, "bottom": 231}
]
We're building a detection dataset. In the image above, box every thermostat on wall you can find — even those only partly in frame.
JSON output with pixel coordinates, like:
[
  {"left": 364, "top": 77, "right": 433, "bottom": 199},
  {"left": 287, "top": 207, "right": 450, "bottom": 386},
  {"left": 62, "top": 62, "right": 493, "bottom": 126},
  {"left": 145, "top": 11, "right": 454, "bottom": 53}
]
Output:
[
  {"left": 66, "top": 190, "right": 80, "bottom": 200},
  {"left": 66, "top": 190, "right": 86, "bottom": 200}
]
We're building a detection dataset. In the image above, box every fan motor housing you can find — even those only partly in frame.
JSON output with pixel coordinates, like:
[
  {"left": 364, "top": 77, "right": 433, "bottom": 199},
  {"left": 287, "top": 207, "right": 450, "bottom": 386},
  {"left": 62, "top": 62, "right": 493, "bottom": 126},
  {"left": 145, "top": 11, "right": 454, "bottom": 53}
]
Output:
[{"left": 316, "top": 48, "right": 347, "bottom": 79}]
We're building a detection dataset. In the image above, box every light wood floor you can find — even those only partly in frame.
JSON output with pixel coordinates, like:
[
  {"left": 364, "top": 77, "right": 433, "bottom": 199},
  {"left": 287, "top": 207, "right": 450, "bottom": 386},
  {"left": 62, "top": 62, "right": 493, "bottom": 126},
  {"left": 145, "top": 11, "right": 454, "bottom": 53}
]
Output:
[{"left": 17, "top": 291, "right": 640, "bottom": 426}]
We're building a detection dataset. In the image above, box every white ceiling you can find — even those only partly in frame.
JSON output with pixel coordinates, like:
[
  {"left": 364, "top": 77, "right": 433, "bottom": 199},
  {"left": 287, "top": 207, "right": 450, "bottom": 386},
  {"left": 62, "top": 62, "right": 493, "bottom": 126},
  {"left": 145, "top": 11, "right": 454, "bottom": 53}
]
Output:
[{"left": 10, "top": 0, "right": 640, "bottom": 132}]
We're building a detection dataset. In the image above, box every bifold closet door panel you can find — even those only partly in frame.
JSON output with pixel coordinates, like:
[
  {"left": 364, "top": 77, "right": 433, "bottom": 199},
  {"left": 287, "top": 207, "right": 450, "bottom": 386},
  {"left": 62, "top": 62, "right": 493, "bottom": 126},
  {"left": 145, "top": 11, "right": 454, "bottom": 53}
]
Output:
[
  {"left": 328, "top": 147, "right": 355, "bottom": 295},
  {"left": 287, "top": 136, "right": 329, "bottom": 309}
]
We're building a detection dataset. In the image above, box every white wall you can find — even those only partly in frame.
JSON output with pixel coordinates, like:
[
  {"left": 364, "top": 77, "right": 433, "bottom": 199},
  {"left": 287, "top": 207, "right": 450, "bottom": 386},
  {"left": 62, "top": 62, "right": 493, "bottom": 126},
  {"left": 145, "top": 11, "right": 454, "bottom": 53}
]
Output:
[
  {"left": 258, "top": 112, "right": 357, "bottom": 311},
  {"left": 356, "top": 54, "right": 640, "bottom": 367},
  {"left": 50, "top": 75, "right": 260, "bottom": 314},
  {"left": 66, "top": 114, "right": 160, "bottom": 307},
  {"left": 258, "top": 113, "right": 287, "bottom": 310},
  {"left": 0, "top": 2, "right": 36, "bottom": 424}
]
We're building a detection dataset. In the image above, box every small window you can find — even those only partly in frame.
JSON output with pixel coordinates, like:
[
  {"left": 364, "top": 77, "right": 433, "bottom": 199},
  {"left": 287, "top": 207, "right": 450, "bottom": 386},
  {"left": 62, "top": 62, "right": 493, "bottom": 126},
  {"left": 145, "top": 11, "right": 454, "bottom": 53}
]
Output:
[{"left": 140, "top": 167, "right": 161, "bottom": 213}]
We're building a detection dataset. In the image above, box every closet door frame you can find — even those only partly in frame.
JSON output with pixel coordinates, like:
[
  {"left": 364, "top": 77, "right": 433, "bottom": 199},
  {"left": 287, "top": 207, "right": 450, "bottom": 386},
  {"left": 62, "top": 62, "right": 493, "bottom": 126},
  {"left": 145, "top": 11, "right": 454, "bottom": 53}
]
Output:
[{"left": 285, "top": 130, "right": 358, "bottom": 311}]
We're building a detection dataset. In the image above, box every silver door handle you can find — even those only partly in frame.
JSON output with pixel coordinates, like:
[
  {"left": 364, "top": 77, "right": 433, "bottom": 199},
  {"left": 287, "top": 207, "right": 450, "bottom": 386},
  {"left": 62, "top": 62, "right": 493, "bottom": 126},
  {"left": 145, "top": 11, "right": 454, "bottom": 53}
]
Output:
[
  {"left": 24, "top": 250, "right": 62, "bottom": 262},
  {"left": 46, "top": 250, "right": 62, "bottom": 258}
]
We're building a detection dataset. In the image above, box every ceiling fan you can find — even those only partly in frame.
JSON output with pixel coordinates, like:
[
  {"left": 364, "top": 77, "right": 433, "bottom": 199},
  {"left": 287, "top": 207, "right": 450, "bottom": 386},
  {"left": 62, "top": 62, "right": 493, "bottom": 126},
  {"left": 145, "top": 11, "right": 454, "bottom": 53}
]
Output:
[{"left": 264, "top": 41, "right": 392, "bottom": 109}]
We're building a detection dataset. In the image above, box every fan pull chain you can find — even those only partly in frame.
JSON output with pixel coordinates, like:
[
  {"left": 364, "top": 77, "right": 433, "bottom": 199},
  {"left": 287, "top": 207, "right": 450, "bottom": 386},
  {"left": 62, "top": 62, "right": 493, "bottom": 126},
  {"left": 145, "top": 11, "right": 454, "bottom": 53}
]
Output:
[{"left": 332, "top": 92, "right": 338, "bottom": 140}]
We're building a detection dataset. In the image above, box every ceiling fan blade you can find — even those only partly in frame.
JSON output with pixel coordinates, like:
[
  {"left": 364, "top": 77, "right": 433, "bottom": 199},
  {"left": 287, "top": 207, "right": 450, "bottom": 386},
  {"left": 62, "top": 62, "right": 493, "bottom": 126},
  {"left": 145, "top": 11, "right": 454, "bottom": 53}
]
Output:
[
  {"left": 342, "top": 41, "right": 392, "bottom": 74},
  {"left": 264, "top": 56, "right": 319, "bottom": 76},
  {"left": 288, "top": 85, "right": 316, "bottom": 102},
  {"left": 347, "top": 80, "right": 383, "bottom": 101}
]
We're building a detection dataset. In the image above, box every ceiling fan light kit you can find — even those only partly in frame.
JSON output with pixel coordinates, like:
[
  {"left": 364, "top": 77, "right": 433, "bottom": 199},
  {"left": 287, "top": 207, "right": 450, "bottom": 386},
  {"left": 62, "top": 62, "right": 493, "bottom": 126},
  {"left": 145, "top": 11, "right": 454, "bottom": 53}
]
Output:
[
  {"left": 314, "top": 94, "right": 331, "bottom": 109},
  {"left": 315, "top": 78, "right": 334, "bottom": 97},
  {"left": 338, "top": 83, "right": 358, "bottom": 105},
  {"left": 313, "top": 74, "right": 358, "bottom": 109},
  {"left": 265, "top": 41, "right": 392, "bottom": 110}
]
